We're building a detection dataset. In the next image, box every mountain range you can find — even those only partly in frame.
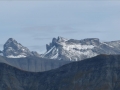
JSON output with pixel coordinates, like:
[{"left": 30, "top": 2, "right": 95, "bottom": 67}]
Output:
[
  {"left": 1, "top": 37, "right": 120, "bottom": 72},
  {"left": 1, "top": 37, "right": 120, "bottom": 90},
  {"left": 0, "top": 54, "right": 120, "bottom": 90},
  {"left": 42, "top": 36, "right": 120, "bottom": 61},
  {"left": 1, "top": 36, "right": 120, "bottom": 62}
]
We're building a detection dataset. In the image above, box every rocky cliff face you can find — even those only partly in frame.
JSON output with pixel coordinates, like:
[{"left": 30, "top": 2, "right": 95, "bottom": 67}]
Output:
[
  {"left": 0, "top": 55, "right": 120, "bottom": 90},
  {"left": 42, "top": 36, "right": 120, "bottom": 61}
]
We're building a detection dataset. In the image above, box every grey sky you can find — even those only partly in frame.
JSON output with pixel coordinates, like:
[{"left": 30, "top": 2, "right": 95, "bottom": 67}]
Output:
[{"left": 0, "top": 1, "right": 120, "bottom": 53}]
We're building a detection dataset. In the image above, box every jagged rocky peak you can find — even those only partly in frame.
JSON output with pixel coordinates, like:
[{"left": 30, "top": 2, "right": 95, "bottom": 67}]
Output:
[
  {"left": 52, "top": 37, "right": 57, "bottom": 44},
  {"left": 43, "top": 36, "right": 99, "bottom": 61},
  {"left": 52, "top": 36, "right": 67, "bottom": 44},
  {"left": 43, "top": 36, "right": 120, "bottom": 61},
  {"left": 3, "top": 38, "right": 39, "bottom": 58},
  {"left": 47, "top": 37, "right": 99, "bottom": 47},
  {"left": 6, "top": 38, "right": 16, "bottom": 43},
  {"left": 3, "top": 38, "right": 30, "bottom": 57},
  {"left": 4, "top": 38, "right": 21, "bottom": 49},
  {"left": 46, "top": 36, "right": 67, "bottom": 51}
]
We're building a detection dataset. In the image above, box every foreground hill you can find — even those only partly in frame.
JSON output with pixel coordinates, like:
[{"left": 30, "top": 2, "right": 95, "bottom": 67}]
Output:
[{"left": 0, "top": 55, "right": 120, "bottom": 90}]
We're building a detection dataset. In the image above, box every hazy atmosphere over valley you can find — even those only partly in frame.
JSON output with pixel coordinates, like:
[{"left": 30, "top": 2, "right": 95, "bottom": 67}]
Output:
[
  {"left": 1, "top": 1, "right": 120, "bottom": 90},
  {"left": 0, "top": 1, "right": 120, "bottom": 53}
]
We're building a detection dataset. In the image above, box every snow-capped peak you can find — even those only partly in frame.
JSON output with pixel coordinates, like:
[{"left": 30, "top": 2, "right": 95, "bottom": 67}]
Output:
[
  {"left": 2, "top": 38, "right": 40, "bottom": 58},
  {"left": 42, "top": 37, "right": 99, "bottom": 61},
  {"left": 42, "top": 36, "right": 120, "bottom": 61}
]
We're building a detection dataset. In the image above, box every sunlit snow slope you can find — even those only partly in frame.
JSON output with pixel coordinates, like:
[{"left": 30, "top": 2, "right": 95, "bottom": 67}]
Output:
[{"left": 42, "top": 36, "right": 120, "bottom": 61}]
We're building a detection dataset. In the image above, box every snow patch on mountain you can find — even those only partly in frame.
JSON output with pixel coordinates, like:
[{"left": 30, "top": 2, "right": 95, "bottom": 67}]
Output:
[
  {"left": 42, "top": 37, "right": 99, "bottom": 61},
  {"left": 7, "top": 55, "right": 26, "bottom": 58},
  {"left": 62, "top": 44, "right": 94, "bottom": 51},
  {"left": 42, "top": 36, "right": 120, "bottom": 61}
]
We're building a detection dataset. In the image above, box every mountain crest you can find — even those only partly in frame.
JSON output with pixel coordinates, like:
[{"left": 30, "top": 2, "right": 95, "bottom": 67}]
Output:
[
  {"left": 4, "top": 38, "right": 21, "bottom": 49},
  {"left": 7, "top": 38, "right": 16, "bottom": 41},
  {"left": 43, "top": 36, "right": 120, "bottom": 61},
  {"left": 80, "top": 38, "right": 100, "bottom": 46}
]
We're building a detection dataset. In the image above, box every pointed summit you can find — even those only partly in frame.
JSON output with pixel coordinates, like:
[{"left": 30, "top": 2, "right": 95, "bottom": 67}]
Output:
[
  {"left": 3, "top": 38, "right": 40, "bottom": 58},
  {"left": 4, "top": 38, "right": 22, "bottom": 50},
  {"left": 6, "top": 38, "right": 18, "bottom": 44},
  {"left": 7, "top": 38, "right": 15, "bottom": 41}
]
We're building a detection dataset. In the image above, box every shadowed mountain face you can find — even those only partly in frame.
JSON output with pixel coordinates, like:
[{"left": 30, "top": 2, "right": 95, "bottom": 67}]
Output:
[
  {"left": 0, "top": 56, "right": 70, "bottom": 72},
  {"left": 0, "top": 55, "right": 120, "bottom": 90}
]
